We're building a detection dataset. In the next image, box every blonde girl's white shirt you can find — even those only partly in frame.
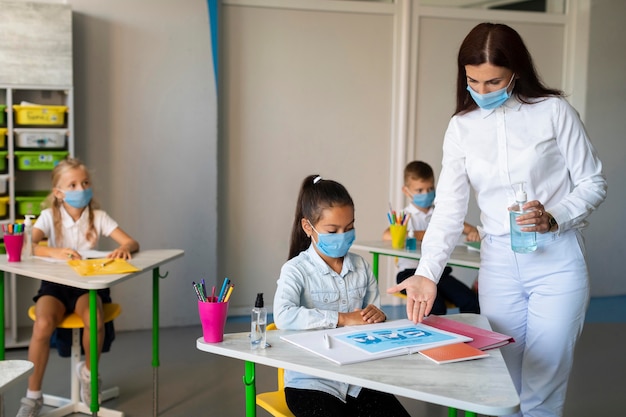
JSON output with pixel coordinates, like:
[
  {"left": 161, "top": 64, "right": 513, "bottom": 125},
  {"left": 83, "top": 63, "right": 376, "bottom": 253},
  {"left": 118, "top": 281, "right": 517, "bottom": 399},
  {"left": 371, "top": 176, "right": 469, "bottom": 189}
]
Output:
[
  {"left": 397, "top": 204, "right": 433, "bottom": 271},
  {"left": 416, "top": 95, "right": 607, "bottom": 283},
  {"left": 34, "top": 206, "right": 119, "bottom": 250}
]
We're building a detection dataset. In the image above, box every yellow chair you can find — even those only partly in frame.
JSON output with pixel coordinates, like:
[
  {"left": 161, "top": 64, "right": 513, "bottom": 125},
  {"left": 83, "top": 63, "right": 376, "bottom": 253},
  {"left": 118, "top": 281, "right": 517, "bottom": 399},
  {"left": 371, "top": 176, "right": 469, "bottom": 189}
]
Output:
[
  {"left": 255, "top": 323, "right": 295, "bottom": 417},
  {"left": 28, "top": 303, "right": 122, "bottom": 417}
]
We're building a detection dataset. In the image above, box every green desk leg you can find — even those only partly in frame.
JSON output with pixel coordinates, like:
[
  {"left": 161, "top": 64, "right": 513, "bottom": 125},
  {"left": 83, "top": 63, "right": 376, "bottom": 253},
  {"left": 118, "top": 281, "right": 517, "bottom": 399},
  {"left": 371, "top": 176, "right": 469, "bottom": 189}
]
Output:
[
  {"left": 448, "top": 408, "right": 476, "bottom": 417},
  {"left": 153, "top": 267, "right": 161, "bottom": 417},
  {"left": 89, "top": 289, "right": 99, "bottom": 415},
  {"left": 371, "top": 252, "right": 379, "bottom": 281},
  {"left": 0, "top": 271, "right": 4, "bottom": 360},
  {"left": 243, "top": 361, "right": 256, "bottom": 417}
]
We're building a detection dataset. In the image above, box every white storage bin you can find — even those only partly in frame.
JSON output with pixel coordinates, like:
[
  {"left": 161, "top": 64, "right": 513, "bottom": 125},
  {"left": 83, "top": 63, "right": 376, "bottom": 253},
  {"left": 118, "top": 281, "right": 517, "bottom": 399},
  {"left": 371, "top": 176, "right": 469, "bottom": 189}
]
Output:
[
  {"left": 14, "top": 128, "right": 67, "bottom": 148},
  {"left": 0, "top": 174, "right": 9, "bottom": 195}
]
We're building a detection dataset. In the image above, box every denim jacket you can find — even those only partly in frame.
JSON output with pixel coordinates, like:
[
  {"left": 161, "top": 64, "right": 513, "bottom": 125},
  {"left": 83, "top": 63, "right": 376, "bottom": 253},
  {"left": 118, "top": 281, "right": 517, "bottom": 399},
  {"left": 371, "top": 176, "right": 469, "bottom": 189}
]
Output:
[{"left": 273, "top": 245, "right": 380, "bottom": 401}]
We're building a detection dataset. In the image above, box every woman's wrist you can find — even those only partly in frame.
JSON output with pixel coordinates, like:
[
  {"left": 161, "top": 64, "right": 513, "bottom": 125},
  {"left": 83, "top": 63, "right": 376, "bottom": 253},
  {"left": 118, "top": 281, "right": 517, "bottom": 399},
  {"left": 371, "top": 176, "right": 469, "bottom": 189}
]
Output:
[{"left": 546, "top": 212, "right": 558, "bottom": 232}]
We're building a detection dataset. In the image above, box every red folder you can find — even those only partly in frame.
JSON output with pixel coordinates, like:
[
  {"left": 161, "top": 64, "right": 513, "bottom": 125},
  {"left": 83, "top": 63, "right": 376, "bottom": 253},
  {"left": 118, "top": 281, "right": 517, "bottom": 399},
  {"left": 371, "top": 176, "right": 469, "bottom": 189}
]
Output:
[{"left": 423, "top": 315, "right": 514, "bottom": 351}]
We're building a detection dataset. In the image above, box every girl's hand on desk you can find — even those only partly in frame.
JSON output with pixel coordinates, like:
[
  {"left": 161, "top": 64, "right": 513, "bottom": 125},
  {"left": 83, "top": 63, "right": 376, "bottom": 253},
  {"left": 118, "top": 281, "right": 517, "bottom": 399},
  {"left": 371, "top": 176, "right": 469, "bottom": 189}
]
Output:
[
  {"left": 338, "top": 306, "right": 386, "bottom": 326},
  {"left": 108, "top": 246, "right": 133, "bottom": 260},
  {"left": 360, "top": 304, "right": 386, "bottom": 324},
  {"left": 54, "top": 247, "right": 81, "bottom": 260}
]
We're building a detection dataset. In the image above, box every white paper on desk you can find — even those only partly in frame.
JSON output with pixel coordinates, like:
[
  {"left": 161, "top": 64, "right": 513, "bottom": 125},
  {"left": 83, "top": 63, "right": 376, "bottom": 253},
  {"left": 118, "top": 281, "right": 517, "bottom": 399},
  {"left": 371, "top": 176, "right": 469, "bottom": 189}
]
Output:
[
  {"left": 280, "top": 319, "right": 471, "bottom": 365},
  {"left": 34, "top": 256, "right": 67, "bottom": 263},
  {"left": 79, "top": 250, "right": 111, "bottom": 259},
  {"left": 34, "top": 250, "right": 111, "bottom": 263}
]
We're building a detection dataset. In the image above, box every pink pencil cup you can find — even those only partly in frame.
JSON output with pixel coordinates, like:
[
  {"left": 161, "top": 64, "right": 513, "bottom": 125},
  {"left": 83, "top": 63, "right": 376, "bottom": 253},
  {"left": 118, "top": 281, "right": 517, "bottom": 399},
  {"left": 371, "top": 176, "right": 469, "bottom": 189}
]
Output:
[
  {"left": 198, "top": 299, "right": 229, "bottom": 343},
  {"left": 4, "top": 234, "right": 24, "bottom": 262}
]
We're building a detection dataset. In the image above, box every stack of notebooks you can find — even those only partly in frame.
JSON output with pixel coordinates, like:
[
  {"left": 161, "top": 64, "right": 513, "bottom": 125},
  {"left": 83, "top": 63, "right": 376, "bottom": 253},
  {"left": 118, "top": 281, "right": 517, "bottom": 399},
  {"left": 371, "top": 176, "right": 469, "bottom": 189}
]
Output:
[{"left": 281, "top": 316, "right": 514, "bottom": 366}]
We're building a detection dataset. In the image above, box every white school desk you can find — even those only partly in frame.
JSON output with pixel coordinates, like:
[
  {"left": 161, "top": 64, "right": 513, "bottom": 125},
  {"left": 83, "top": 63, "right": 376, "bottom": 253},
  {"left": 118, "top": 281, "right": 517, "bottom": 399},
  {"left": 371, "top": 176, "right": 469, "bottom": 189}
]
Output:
[
  {"left": 0, "top": 249, "right": 184, "bottom": 417},
  {"left": 0, "top": 360, "right": 33, "bottom": 394},
  {"left": 196, "top": 313, "right": 519, "bottom": 417},
  {"left": 0, "top": 360, "right": 34, "bottom": 417},
  {"left": 352, "top": 240, "right": 480, "bottom": 279}
]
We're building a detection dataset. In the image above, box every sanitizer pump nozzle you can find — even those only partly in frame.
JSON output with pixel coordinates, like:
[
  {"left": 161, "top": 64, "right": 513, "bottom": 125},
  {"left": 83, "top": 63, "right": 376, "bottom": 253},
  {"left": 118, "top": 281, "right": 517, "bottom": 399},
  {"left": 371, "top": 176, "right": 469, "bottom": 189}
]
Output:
[
  {"left": 22, "top": 215, "right": 36, "bottom": 259},
  {"left": 514, "top": 182, "right": 527, "bottom": 205}
]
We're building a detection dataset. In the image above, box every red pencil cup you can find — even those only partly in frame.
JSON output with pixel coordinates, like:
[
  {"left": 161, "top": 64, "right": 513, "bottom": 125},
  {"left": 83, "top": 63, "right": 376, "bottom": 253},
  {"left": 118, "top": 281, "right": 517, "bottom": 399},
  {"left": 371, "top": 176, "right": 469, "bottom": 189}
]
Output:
[
  {"left": 198, "top": 299, "right": 229, "bottom": 343},
  {"left": 4, "top": 234, "right": 24, "bottom": 262}
]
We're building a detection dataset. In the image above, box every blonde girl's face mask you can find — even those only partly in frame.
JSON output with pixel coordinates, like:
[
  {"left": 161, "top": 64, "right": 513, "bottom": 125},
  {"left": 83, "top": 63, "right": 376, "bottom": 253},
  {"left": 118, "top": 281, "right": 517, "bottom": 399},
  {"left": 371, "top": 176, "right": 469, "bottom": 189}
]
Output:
[{"left": 61, "top": 188, "right": 93, "bottom": 209}]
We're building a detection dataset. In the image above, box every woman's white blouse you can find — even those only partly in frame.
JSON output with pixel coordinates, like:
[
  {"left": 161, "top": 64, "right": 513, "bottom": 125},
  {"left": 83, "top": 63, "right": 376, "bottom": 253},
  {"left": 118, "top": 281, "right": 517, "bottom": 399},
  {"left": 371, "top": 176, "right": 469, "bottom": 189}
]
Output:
[{"left": 415, "top": 95, "right": 607, "bottom": 283}]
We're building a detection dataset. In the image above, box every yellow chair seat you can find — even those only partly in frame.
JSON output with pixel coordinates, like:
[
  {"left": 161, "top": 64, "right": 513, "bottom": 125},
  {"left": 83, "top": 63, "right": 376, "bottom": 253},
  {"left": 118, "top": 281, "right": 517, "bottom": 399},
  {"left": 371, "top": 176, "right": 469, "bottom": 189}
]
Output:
[
  {"left": 28, "top": 302, "right": 122, "bottom": 328},
  {"left": 256, "top": 323, "right": 295, "bottom": 417}
]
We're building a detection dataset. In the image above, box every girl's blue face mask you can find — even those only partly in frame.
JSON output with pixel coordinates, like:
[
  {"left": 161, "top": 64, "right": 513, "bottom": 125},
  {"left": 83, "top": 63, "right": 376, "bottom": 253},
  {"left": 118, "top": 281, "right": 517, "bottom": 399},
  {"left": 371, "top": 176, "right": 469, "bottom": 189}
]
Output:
[
  {"left": 466, "top": 73, "right": 515, "bottom": 110},
  {"left": 309, "top": 221, "right": 355, "bottom": 258},
  {"left": 412, "top": 190, "right": 435, "bottom": 209},
  {"left": 61, "top": 188, "right": 93, "bottom": 209}
]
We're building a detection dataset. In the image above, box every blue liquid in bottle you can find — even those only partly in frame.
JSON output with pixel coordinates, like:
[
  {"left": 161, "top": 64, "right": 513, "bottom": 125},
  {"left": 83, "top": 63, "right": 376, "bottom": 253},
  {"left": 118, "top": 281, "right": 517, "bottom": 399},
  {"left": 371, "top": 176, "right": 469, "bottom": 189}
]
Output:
[
  {"left": 510, "top": 211, "right": 537, "bottom": 253},
  {"left": 509, "top": 183, "right": 537, "bottom": 254}
]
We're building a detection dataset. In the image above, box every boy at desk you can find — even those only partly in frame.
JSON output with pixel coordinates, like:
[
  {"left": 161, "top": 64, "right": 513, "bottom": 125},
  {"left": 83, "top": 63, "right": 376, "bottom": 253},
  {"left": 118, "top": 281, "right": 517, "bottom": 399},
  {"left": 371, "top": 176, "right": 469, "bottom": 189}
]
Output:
[{"left": 383, "top": 160, "right": 480, "bottom": 315}]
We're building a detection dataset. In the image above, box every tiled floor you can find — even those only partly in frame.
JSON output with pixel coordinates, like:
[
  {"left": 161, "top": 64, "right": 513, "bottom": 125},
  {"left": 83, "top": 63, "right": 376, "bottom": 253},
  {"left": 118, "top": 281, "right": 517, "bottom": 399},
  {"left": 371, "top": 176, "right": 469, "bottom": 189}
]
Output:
[{"left": 3, "top": 316, "right": 625, "bottom": 416}]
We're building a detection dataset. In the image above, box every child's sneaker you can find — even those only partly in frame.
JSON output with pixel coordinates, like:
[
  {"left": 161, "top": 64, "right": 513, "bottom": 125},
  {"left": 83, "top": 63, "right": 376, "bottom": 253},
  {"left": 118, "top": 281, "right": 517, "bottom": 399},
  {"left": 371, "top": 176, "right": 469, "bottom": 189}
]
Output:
[
  {"left": 15, "top": 397, "right": 43, "bottom": 417},
  {"left": 76, "top": 361, "right": 102, "bottom": 405}
]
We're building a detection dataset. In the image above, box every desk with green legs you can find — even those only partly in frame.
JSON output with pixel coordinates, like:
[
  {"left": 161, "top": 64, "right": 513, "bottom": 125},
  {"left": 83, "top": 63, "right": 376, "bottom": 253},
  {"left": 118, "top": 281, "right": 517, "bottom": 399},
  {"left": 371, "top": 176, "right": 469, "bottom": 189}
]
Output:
[
  {"left": 352, "top": 241, "right": 480, "bottom": 280},
  {"left": 0, "top": 249, "right": 183, "bottom": 417},
  {"left": 197, "top": 313, "right": 518, "bottom": 417}
]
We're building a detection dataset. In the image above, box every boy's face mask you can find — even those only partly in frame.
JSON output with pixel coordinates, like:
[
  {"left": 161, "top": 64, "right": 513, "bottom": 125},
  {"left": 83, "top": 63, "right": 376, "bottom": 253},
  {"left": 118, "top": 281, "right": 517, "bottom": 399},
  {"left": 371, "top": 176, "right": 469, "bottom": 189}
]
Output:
[{"left": 412, "top": 190, "right": 436, "bottom": 209}]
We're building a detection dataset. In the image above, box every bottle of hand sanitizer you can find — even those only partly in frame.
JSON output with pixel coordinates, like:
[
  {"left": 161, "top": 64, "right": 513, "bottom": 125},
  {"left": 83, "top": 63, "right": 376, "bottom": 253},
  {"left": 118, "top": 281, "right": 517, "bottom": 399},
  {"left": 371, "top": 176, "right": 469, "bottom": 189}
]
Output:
[
  {"left": 22, "top": 215, "right": 36, "bottom": 260},
  {"left": 250, "top": 293, "right": 267, "bottom": 350},
  {"left": 509, "top": 183, "right": 537, "bottom": 253},
  {"left": 405, "top": 228, "right": 417, "bottom": 251}
]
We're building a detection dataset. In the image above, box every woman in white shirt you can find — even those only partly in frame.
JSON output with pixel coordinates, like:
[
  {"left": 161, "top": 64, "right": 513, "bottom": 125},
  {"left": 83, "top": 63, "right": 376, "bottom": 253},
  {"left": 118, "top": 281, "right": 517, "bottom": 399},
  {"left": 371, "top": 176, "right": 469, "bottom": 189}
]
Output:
[{"left": 388, "top": 23, "right": 607, "bottom": 417}]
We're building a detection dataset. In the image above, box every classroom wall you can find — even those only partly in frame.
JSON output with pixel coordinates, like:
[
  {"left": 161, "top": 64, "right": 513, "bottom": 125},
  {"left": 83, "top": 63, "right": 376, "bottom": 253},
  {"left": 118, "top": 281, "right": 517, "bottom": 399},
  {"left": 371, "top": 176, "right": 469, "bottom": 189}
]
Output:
[
  {"left": 218, "top": 3, "right": 395, "bottom": 314},
  {"left": 582, "top": 0, "right": 626, "bottom": 297},
  {"left": 69, "top": 0, "right": 217, "bottom": 330}
]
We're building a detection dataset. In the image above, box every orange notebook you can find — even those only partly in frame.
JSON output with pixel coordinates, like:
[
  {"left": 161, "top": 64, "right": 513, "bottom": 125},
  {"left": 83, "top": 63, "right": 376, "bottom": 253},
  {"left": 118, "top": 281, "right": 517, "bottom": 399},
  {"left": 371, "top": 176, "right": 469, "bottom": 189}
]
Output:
[{"left": 419, "top": 342, "right": 489, "bottom": 364}]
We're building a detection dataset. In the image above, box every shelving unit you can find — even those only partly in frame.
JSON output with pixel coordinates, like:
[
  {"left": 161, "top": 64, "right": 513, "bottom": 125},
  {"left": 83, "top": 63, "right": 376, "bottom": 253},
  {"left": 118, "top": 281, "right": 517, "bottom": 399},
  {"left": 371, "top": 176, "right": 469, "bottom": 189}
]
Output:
[
  {"left": 1, "top": 1, "right": 73, "bottom": 348},
  {"left": 1, "top": 87, "right": 74, "bottom": 347}
]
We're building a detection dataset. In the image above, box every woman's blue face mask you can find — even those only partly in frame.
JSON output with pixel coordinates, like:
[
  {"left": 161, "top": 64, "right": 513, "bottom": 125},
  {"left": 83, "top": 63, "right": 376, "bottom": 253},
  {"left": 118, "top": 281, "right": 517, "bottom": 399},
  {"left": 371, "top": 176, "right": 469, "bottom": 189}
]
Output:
[
  {"left": 412, "top": 190, "right": 436, "bottom": 209},
  {"left": 466, "top": 73, "right": 515, "bottom": 110},
  {"left": 308, "top": 221, "right": 355, "bottom": 258}
]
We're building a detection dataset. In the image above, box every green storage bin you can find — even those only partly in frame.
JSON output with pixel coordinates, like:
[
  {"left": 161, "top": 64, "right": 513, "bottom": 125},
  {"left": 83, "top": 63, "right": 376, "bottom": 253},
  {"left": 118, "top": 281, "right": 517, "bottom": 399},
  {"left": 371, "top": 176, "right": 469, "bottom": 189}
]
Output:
[
  {"left": 15, "top": 191, "right": 49, "bottom": 216},
  {"left": 14, "top": 151, "right": 68, "bottom": 170},
  {"left": 0, "top": 104, "right": 6, "bottom": 125},
  {"left": 0, "top": 150, "right": 7, "bottom": 172}
]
